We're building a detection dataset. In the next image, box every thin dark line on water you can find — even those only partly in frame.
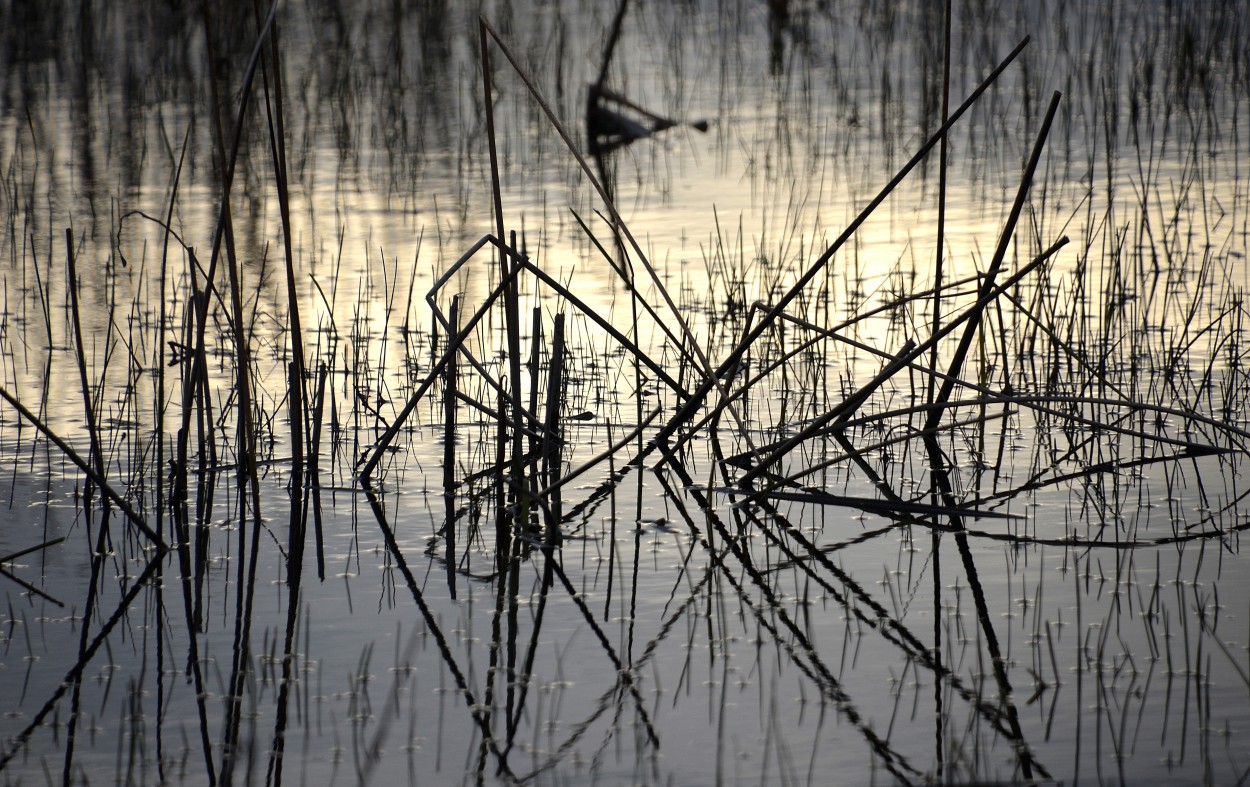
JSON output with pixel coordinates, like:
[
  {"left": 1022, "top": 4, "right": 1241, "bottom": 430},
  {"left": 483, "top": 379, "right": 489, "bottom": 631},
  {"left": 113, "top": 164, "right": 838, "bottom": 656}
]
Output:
[
  {"left": 657, "top": 442, "right": 925, "bottom": 784},
  {"left": 360, "top": 241, "right": 520, "bottom": 479},
  {"left": 442, "top": 294, "right": 459, "bottom": 600},
  {"left": 926, "top": 91, "right": 1064, "bottom": 432},
  {"left": 0, "top": 386, "right": 163, "bottom": 546},
  {"left": 745, "top": 494, "right": 1046, "bottom": 767},
  {"left": 0, "top": 556, "right": 163, "bottom": 772},
  {"left": 360, "top": 483, "right": 517, "bottom": 781}
]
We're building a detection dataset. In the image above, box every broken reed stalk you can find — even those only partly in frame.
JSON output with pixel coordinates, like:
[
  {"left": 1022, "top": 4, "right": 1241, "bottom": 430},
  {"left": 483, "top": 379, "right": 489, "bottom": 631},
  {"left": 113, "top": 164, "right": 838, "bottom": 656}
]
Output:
[
  {"left": 732, "top": 404, "right": 1014, "bottom": 505},
  {"left": 0, "top": 538, "right": 68, "bottom": 607},
  {"left": 926, "top": 90, "right": 1063, "bottom": 432},
  {"left": 754, "top": 309, "right": 1245, "bottom": 454},
  {"left": 443, "top": 294, "right": 460, "bottom": 599},
  {"left": 309, "top": 362, "right": 329, "bottom": 580},
  {"left": 0, "top": 385, "right": 165, "bottom": 547},
  {"left": 725, "top": 485, "right": 1020, "bottom": 521},
  {"left": 514, "top": 255, "right": 689, "bottom": 396},
  {"left": 965, "top": 443, "right": 1227, "bottom": 510},
  {"left": 929, "top": 0, "right": 954, "bottom": 410},
  {"left": 666, "top": 238, "right": 1069, "bottom": 475},
  {"left": 174, "top": 0, "right": 277, "bottom": 527},
  {"left": 64, "top": 228, "right": 107, "bottom": 517},
  {"left": 0, "top": 565, "right": 64, "bottom": 607},
  {"left": 736, "top": 339, "right": 918, "bottom": 485},
  {"left": 478, "top": 24, "right": 528, "bottom": 529},
  {"left": 525, "top": 306, "right": 545, "bottom": 527},
  {"left": 361, "top": 232, "right": 684, "bottom": 481},
  {"left": 359, "top": 253, "right": 520, "bottom": 480},
  {"left": 481, "top": 17, "right": 768, "bottom": 464},
  {"left": 477, "top": 18, "right": 728, "bottom": 402},
  {"left": 642, "top": 36, "right": 1035, "bottom": 464},
  {"left": 453, "top": 390, "right": 510, "bottom": 423},
  {"left": 423, "top": 235, "right": 544, "bottom": 437},
  {"left": 997, "top": 286, "right": 1135, "bottom": 402},
  {"left": 571, "top": 207, "right": 701, "bottom": 373},
  {"left": 0, "top": 537, "right": 67, "bottom": 564},
  {"left": 495, "top": 384, "right": 509, "bottom": 572},
  {"left": 669, "top": 273, "right": 989, "bottom": 463},
  {"left": 540, "top": 313, "right": 566, "bottom": 529},
  {"left": 723, "top": 38, "right": 1031, "bottom": 361},
  {"left": 254, "top": 0, "right": 311, "bottom": 582},
  {"left": 534, "top": 406, "right": 663, "bottom": 500}
]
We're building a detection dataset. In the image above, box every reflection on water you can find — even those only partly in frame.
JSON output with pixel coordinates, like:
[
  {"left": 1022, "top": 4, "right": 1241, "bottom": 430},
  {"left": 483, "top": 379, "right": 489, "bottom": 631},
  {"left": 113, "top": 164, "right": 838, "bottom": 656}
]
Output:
[{"left": 2, "top": 0, "right": 1249, "bottom": 784}]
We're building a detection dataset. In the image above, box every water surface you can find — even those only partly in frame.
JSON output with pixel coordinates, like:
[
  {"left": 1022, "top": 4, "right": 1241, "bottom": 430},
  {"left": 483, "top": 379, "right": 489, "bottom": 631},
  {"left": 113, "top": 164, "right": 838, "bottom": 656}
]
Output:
[{"left": 2, "top": 1, "right": 1249, "bottom": 784}]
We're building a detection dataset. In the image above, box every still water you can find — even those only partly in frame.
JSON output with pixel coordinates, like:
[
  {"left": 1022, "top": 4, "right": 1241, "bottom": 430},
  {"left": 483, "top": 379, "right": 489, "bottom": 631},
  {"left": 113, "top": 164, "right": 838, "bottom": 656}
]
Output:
[{"left": 2, "top": 0, "right": 1249, "bottom": 784}]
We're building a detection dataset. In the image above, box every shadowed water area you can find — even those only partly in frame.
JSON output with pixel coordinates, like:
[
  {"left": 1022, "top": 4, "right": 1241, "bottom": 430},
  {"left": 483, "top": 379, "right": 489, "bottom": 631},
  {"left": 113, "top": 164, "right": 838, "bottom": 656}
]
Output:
[{"left": 2, "top": 0, "right": 1249, "bottom": 784}]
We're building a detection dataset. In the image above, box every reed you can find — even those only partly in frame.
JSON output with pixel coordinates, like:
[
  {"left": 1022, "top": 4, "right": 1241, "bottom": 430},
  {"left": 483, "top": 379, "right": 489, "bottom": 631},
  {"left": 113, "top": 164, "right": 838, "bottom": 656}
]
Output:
[{"left": 1, "top": 1, "right": 1248, "bottom": 785}]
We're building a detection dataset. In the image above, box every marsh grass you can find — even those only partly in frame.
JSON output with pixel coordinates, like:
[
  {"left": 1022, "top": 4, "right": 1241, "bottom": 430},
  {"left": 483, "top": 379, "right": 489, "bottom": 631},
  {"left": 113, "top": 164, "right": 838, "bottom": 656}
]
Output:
[{"left": 1, "top": 0, "right": 1249, "bottom": 784}]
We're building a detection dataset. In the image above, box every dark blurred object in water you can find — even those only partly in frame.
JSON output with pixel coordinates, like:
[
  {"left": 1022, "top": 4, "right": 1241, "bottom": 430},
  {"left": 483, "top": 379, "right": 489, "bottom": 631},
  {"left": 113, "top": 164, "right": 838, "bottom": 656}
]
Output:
[
  {"left": 587, "top": 84, "right": 708, "bottom": 155},
  {"left": 586, "top": 0, "right": 708, "bottom": 156}
]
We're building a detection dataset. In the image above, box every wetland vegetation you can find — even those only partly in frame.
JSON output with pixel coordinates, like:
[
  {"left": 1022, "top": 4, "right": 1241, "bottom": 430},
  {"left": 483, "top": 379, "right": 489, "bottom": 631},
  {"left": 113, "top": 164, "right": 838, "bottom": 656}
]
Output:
[{"left": 1, "top": 0, "right": 1249, "bottom": 784}]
